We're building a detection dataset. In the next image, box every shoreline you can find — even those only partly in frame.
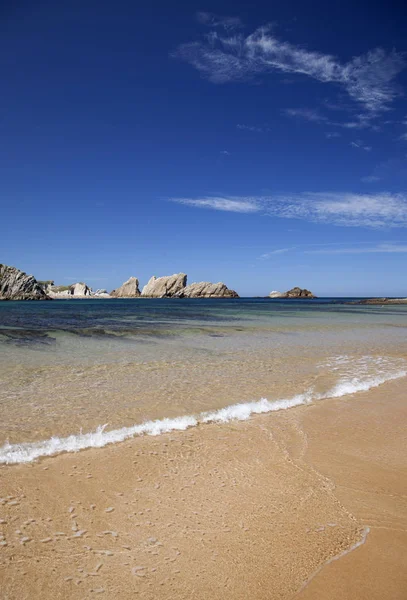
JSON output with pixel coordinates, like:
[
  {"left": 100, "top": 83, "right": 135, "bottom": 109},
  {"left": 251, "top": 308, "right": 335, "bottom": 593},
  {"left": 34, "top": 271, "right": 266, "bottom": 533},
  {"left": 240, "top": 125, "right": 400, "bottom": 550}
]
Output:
[{"left": 1, "top": 377, "right": 406, "bottom": 599}]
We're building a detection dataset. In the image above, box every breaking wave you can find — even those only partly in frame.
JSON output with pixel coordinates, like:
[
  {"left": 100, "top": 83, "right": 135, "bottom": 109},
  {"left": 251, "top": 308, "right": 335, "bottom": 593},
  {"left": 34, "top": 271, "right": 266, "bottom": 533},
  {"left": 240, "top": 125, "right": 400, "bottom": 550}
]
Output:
[{"left": 0, "top": 364, "right": 405, "bottom": 465}]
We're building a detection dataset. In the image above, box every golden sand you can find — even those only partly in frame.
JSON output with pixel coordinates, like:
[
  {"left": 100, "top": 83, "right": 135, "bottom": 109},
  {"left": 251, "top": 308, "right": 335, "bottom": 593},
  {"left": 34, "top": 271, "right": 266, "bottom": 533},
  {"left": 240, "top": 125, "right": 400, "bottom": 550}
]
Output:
[{"left": 0, "top": 378, "right": 406, "bottom": 599}]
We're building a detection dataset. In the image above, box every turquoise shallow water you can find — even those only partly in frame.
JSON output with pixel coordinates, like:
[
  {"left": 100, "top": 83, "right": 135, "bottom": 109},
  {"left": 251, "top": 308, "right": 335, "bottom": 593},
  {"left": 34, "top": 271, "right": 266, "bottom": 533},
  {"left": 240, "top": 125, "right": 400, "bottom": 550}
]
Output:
[{"left": 0, "top": 298, "right": 406, "bottom": 456}]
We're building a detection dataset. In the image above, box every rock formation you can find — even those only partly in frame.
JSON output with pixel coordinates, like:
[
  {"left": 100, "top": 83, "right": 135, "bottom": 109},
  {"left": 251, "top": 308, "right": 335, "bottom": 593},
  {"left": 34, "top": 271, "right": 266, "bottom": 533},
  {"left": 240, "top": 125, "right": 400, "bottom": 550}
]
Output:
[
  {"left": 47, "top": 282, "right": 103, "bottom": 298},
  {"left": 176, "top": 282, "right": 239, "bottom": 298},
  {"left": 0, "top": 264, "right": 49, "bottom": 300},
  {"left": 285, "top": 287, "right": 316, "bottom": 298},
  {"left": 268, "top": 287, "right": 316, "bottom": 299},
  {"left": 110, "top": 277, "right": 141, "bottom": 298},
  {"left": 141, "top": 273, "right": 187, "bottom": 298},
  {"left": 69, "top": 282, "right": 92, "bottom": 296}
]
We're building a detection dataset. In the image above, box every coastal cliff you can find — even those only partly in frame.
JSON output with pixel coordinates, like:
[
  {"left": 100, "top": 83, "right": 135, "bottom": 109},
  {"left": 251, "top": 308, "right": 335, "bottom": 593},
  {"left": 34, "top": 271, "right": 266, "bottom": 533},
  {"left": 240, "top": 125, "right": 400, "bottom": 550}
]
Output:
[{"left": 0, "top": 265, "right": 49, "bottom": 300}]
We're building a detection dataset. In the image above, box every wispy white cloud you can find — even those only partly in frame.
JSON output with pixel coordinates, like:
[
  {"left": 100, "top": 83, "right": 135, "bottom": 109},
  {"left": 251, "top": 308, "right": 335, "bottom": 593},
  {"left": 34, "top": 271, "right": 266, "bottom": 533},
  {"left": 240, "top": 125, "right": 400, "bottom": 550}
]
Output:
[
  {"left": 172, "top": 192, "right": 407, "bottom": 228},
  {"left": 306, "top": 243, "right": 407, "bottom": 254},
  {"left": 269, "top": 192, "right": 407, "bottom": 227},
  {"left": 350, "top": 140, "right": 372, "bottom": 151},
  {"left": 260, "top": 247, "right": 296, "bottom": 259},
  {"left": 220, "top": 149, "right": 231, "bottom": 155},
  {"left": 284, "top": 108, "right": 328, "bottom": 123},
  {"left": 171, "top": 196, "right": 261, "bottom": 213},
  {"left": 174, "top": 25, "right": 406, "bottom": 114},
  {"left": 237, "top": 123, "right": 270, "bottom": 132},
  {"left": 325, "top": 131, "right": 341, "bottom": 139},
  {"left": 196, "top": 12, "right": 243, "bottom": 31}
]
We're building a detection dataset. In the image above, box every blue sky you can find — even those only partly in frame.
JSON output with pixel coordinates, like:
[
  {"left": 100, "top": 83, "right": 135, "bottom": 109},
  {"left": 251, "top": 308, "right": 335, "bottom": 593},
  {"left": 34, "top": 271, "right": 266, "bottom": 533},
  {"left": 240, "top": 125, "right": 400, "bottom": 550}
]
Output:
[{"left": 1, "top": 0, "right": 407, "bottom": 296}]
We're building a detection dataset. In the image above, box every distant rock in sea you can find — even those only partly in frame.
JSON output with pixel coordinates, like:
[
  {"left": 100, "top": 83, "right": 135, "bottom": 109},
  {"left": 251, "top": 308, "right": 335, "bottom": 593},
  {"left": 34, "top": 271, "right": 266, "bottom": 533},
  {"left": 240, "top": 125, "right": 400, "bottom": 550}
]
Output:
[
  {"left": 111, "top": 277, "right": 141, "bottom": 298},
  {"left": 141, "top": 273, "right": 187, "bottom": 298},
  {"left": 357, "top": 297, "right": 407, "bottom": 305},
  {"left": 268, "top": 287, "right": 316, "bottom": 299},
  {"left": 0, "top": 264, "right": 50, "bottom": 300},
  {"left": 177, "top": 282, "right": 239, "bottom": 298}
]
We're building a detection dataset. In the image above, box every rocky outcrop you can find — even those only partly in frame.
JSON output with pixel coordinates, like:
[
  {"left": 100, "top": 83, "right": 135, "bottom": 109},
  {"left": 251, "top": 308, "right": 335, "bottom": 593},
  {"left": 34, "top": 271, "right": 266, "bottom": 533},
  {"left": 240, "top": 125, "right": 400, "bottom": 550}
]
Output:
[
  {"left": 141, "top": 273, "right": 187, "bottom": 298},
  {"left": 285, "top": 287, "right": 316, "bottom": 298},
  {"left": 268, "top": 287, "right": 316, "bottom": 299},
  {"left": 70, "top": 282, "right": 92, "bottom": 296},
  {"left": 177, "top": 282, "right": 239, "bottom": 298},
  {"left": 0, "top": 264, "right": 49, "bottom": 300},
  {"left": 111, "top": 277, "right": 141, "bottom": 298},
  {"left": 357, "top": 297, "right": 407, "bottom": 305},
  {"left": 47, "top": 282, "right": 98, "bottom": 298},
  {"left": 93, "top": 289, "right": 111, "bottom": 298}
]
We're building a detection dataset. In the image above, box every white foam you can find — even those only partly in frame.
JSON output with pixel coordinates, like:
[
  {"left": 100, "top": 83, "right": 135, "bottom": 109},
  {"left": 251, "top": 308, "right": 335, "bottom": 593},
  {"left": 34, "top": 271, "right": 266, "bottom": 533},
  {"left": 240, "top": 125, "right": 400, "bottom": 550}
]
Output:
[{"left": 0, "top": 365, "right": 405, "bottom": 465}]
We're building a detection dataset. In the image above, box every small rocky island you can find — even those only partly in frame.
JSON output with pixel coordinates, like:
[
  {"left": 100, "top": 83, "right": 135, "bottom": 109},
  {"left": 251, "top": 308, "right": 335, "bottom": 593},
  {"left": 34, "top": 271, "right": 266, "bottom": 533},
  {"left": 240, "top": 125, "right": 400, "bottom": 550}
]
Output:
[
  {"left": 0, "top": 265, "right": 239, "bottom": 300},
  {"left": 268, "top": 287, "right": 316, "bottom": 299}
]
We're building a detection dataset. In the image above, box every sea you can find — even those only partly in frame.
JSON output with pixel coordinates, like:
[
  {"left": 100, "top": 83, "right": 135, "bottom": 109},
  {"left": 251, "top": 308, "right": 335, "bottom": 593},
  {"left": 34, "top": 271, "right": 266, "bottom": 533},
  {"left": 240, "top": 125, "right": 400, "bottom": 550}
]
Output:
[{"left": 1, "top": 298, "right": 406, "bottom": 464}]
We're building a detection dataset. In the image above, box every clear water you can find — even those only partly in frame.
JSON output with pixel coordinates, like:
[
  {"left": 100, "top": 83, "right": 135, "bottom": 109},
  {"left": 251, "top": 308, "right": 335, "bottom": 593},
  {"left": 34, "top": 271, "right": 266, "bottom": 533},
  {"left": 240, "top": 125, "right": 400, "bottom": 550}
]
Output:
[{"left": 1, "top": 298, "right": 406, "bottom": 456}]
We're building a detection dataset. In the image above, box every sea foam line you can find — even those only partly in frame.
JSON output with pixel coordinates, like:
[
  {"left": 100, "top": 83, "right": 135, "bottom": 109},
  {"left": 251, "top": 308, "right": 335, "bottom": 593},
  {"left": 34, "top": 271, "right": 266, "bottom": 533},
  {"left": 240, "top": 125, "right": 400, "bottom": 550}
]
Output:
[{"left": 0, "top": 369, "right": 405, "bottom": 465}]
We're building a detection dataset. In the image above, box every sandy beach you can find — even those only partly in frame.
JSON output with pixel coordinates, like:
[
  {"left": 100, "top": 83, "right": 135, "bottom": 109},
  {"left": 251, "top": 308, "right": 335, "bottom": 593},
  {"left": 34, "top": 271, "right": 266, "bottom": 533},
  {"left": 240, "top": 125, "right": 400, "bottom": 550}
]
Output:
[{"left": 1, "top": 376, "right": 406, "bottom": 599}]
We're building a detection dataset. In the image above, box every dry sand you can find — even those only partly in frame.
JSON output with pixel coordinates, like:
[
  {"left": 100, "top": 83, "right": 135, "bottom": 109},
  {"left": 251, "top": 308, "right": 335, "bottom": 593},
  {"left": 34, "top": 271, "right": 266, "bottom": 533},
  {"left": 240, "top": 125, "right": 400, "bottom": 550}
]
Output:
[{"left": 0, "top": 378, "right": 406, "bottom": 599}]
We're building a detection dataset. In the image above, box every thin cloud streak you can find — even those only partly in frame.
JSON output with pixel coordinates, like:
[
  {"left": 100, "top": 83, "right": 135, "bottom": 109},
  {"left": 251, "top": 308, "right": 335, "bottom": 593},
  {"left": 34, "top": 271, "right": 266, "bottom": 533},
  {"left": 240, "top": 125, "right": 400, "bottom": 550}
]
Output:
[
  {"left": 174, "top": 24, "right": 406, "bottom": 114},
  {"left": 237, "top": 123, "right": 270, "bottom": 132},
  {"left": 350, "top": 140, "right": 372, "bottom": 151},
  {"left": 305, "top": 243, "right": 407, "bottom": 254},
  {"left": 171, "top": 196, "right": 261, "bottom": 213},
  {"left": 260, "top": 247, "right": 296, "bottom": 259},
  {"left": 172, "top": 192, "right": 407, "bottom": 228}
]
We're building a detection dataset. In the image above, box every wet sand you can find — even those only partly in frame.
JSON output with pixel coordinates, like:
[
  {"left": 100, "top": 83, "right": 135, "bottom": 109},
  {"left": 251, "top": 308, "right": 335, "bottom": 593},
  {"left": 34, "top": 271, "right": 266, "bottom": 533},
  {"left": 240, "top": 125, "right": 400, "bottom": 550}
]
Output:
[{"left": 0, "top": 378, "right": 406, "bottom": 599}]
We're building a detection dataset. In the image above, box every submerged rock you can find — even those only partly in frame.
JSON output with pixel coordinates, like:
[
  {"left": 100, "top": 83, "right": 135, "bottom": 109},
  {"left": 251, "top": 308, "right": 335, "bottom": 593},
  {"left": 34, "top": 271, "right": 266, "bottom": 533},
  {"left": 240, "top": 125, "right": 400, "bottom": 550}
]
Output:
[
  {"left": 111, "top": 277, "right": 141, "bottom": 297},
  {"left": 177, "top": 282, "right": 239, "bottom": 298},
  {"left": 357, "top": 297, "right": 407, "bottom": 305},
  {"left": 0, "top": 264, "right": 49, "bottom": 300},
  {"left": 141, "top": 273, "right": 187, "bottom": 298}
]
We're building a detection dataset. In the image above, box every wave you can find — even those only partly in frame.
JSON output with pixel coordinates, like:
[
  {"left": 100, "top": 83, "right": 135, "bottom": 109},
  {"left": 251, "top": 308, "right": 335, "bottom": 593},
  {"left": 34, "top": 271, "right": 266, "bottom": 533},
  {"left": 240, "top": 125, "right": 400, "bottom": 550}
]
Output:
[{"left": 0, "top": 367, "right": 405, "bottom": 465}]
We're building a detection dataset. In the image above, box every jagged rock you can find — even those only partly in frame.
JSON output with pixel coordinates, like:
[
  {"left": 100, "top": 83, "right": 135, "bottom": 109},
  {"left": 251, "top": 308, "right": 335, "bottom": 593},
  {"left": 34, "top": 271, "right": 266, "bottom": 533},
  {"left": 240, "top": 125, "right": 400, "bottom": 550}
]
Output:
[
  {"left": 177, "top": 282, "right": 239, "bottom": 298},
  {"left": 141, "top": 273, "right": 187, "bottom": 298},
  {"left": 268, "top": 290, "right": 285, "bottom": 298},
  {"left": 47, "top": 282, "right": 93, "bottom": 298},
  {"left": 93, "top": 289, "right": 111, "bottom": 298},
  {"left": 111, "top": 277, "right": 141, "bottom": 298},
  {"left": 0, "top": 264, "right": 50, "bottom": 300},
  {"left": 69, "top": 282, "right": 92, "bottom": 296}
]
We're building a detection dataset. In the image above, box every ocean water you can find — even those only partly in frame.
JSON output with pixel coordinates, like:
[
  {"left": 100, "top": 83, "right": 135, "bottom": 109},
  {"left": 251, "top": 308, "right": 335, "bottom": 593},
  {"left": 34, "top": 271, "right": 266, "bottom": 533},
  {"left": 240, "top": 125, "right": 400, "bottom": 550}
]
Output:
[{"left": 0, "top": 298, "right": 406, "bottom": 463}]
